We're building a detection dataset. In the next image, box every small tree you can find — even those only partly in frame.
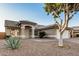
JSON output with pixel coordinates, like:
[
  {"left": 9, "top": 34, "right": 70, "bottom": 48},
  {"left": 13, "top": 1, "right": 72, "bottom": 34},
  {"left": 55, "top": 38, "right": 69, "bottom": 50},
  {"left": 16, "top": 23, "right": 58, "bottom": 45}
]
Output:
[{"left": 44, "top": 3, "right": 79, "bottom": 46}]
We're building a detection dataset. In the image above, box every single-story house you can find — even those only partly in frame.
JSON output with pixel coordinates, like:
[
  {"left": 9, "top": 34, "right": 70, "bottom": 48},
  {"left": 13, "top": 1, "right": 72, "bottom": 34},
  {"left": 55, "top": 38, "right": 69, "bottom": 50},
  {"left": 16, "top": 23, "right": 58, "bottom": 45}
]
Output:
[{"left": 5, "top": 20, "right": 72, "bottom": 39}]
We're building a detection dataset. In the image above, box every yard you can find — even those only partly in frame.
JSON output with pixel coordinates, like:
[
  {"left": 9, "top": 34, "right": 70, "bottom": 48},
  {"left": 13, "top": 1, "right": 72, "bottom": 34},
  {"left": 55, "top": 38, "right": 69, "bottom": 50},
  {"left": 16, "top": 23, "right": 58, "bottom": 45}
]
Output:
[{"left": 0, "top": 38, "right": 79, "bottom": 56}]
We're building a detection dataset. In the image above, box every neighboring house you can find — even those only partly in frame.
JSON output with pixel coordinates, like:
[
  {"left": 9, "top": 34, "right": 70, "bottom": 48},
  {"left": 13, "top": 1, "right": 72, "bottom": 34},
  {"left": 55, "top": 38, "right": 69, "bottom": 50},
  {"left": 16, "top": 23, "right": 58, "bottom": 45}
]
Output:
[
  {"left": 71, "top": 26, "right": 79, "bottom": 37},
  {"left": 5, "top": 20, "right": 72, "bottom": 39}
]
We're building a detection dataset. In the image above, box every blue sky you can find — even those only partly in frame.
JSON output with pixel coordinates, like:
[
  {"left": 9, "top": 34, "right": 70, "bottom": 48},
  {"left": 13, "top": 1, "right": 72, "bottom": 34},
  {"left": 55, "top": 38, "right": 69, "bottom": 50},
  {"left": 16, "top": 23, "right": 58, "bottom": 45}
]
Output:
[
  {"left": 0, "top": 3, "right": 54, "bottom": 25},
  {"left": 0, "top": 3, "right": 79, "bottom": 32}
]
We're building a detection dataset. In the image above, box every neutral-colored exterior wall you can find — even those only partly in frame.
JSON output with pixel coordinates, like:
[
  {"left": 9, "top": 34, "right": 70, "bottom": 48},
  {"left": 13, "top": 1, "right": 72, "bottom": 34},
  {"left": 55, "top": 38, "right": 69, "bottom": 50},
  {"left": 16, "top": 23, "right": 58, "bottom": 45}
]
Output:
[
  {"left": 40, "top": 29, "right": 70, "bottom": 39},
  {"left": 5, "top": 27, "right": 20, "bottom": 37},
  {"left": 62, "top": 30, "right": 70, "bottom": 39},
  {"left": 44, "top": 29, "right": 56, "bottom": 35},
  {"left": 56, "top": 30, "right": 70, "bottom": 39},
  {"left": 24, "top": 27, "right": 31, "bottom": 38},
  {"left": 5, "top": 20, "right": 71, "bottom": 39},
  {"left": 20, "top": 24, "right": 36, "bottom": 38},
  {"left": 5, "top": 26, "right": 70, "bottom": 39},
  {"left": 5, "top": 27, "right": 11, "bottom": 35},
  {"left": 40, "top": 29, "right": 57, "bottom": 38}
]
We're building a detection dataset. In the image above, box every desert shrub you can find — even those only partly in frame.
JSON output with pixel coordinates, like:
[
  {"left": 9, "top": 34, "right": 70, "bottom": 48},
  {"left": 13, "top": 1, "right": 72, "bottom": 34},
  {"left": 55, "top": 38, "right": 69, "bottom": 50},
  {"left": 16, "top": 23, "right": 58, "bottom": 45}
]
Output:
[
  {"left": 39, "top": 31, "right": 46, "bottom": 38},
  {"left": 5, "top": 37, "right": 21, "bottom": 49}
]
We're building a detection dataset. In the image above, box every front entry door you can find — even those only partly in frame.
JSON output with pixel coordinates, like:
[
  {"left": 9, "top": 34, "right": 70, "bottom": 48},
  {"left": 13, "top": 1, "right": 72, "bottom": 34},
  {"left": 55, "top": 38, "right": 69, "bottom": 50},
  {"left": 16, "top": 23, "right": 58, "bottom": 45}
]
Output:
[{"left": 25, "top": 29, "right": 30, "bottom": 38}]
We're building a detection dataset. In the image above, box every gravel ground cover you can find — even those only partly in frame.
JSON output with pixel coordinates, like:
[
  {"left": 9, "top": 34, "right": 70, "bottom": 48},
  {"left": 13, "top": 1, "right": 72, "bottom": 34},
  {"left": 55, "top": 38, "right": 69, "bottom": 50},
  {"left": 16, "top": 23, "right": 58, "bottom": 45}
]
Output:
[{"left": 0, "top": 39, "right": 79, "bottom": 56}]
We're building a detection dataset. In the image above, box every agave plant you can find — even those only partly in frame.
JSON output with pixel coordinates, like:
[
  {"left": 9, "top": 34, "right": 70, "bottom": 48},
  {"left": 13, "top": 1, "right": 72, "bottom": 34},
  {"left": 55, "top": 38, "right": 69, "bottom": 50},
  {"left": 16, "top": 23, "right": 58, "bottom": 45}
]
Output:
[{"left": 5, "top": 37, "right": 21, "bottom": 49}]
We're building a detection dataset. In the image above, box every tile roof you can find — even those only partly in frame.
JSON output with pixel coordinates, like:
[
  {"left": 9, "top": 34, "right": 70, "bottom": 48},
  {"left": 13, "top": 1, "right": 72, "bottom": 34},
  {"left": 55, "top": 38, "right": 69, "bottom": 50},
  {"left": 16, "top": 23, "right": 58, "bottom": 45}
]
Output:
[
  {"left": 5, "top": 20, "right": 37, "bottom": 27},
  {"left": 5, "top": 20, "right": 19, "bottom": 27},
  {"left": 20, "top": 20, "right": 37, "bottom": 25},
  {"left": 38, "top": 24, "right": 72, "bottom": 30}
]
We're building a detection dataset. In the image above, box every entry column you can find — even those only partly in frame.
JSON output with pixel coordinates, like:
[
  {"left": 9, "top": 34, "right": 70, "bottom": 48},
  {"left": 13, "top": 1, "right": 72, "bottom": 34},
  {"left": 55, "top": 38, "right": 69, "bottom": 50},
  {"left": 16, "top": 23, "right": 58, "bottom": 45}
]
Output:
[
  {"left": 32, "top": 26, "right": 35, "bottom": 38},
  {"left": 21, "top": 26, "right": 25, "bottom": 38}
]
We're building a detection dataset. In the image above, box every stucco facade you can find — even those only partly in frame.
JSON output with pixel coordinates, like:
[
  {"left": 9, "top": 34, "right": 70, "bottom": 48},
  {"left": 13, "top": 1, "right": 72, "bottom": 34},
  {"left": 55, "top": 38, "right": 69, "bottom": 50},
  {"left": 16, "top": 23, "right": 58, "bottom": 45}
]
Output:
[
  {"left": 5, "top": 20, "right": 36, "bottom": 38},
  {"left": 5, "top": 20, "right": 71, "bottom": 39},
  {"left": 56, "top": 30, "right": 70, "bottom": 39},
  {"left": 20, "top": 23, "right": 36, "bottom": 38},
  {"left": 39, "top": 29, "right": 70, "bottom": 39},
  {"left": 5, "top": 27, "right": 20, "bottom": 37}
]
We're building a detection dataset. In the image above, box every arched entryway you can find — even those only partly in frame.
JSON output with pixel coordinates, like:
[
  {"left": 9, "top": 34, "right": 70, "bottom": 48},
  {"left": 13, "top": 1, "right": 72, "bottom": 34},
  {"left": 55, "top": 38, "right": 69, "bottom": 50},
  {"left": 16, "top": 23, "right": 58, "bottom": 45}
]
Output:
[
  {"left": 25, "top": 26, "right": 32, "bottom": 38},
  {"left": 21, "top": 25, "right": 35, "bottom": 38}
]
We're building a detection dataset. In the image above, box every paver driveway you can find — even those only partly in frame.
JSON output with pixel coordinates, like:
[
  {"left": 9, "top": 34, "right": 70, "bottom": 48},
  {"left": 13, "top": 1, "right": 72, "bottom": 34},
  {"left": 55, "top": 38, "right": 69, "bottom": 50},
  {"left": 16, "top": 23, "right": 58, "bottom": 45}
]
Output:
[{"left": 0, "top": 38, "right": 79, "bottom": 56}]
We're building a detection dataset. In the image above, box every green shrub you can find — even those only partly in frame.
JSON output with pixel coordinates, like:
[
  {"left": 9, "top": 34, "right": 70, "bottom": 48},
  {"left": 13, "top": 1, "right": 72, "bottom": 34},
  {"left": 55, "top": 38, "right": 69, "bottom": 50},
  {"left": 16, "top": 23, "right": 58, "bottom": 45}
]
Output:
[
  {"left": 39, "top": 31, "right": 46, "bottom": 38},
  {"left": 5, "top": 37, "right": 21, "bottom": 50}
]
